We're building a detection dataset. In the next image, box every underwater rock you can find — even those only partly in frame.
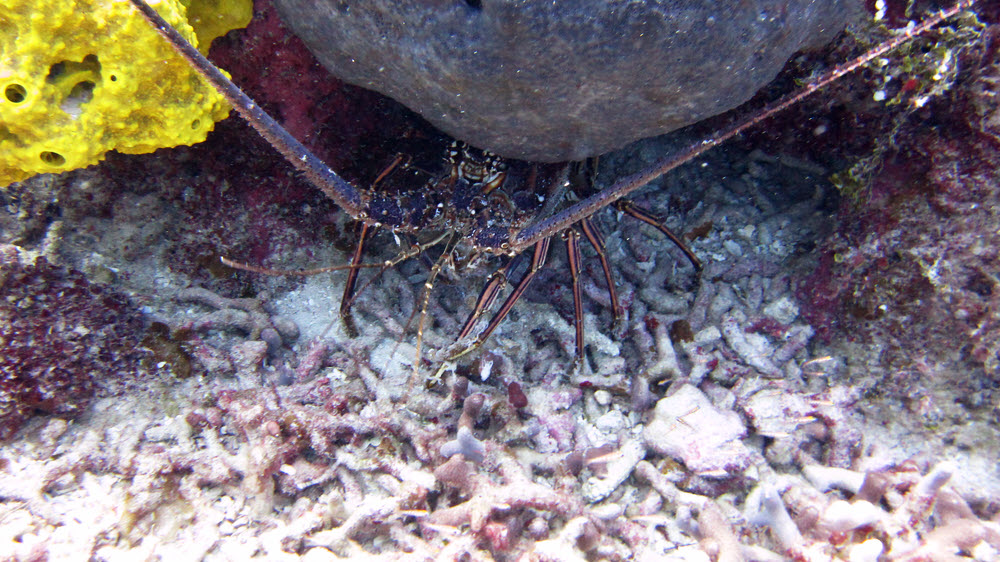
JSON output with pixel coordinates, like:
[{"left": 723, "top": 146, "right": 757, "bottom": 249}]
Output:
[{"left": 271, "top": 0, "right": 860, "bottom": 161}]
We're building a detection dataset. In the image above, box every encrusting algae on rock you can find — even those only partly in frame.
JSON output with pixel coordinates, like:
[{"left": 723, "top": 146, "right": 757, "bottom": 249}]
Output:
[{"left": 0, "top": 0, "right": 251, "bottom": 187}]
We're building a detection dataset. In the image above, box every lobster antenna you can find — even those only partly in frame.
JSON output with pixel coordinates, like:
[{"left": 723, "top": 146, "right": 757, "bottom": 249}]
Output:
[
  {"left": 511, "top": 0, "right": 978, "bottom": 250},
  {"left": 127, "top": 0, "right": 366, "bottom": 218}
]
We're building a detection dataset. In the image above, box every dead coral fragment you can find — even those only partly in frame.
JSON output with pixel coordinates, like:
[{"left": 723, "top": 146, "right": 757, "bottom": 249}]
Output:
[
  {"left": 643, "top": 384, "right": 752, "bottom": 476},
  {"left": 747, "top": 461, "right": 1000, "bottom": 561}
]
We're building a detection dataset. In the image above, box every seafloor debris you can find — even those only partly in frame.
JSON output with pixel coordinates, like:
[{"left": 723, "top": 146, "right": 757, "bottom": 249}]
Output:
[{"left": 1, "top": 350, "right": 998, "bottom": 560}]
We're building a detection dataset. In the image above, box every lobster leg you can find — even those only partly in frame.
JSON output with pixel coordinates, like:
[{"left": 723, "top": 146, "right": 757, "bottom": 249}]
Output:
[
  {"left": 615, "top": 200, "right": 702, "bottom": 271},
  {"left": 340, "top": 222, "right": 371, "bottom": 338},
  {"left": 578, "top": 216, "right": 623, "bottom": 327},
  {"left": 457, "top": 261, "right": 515, "bottom": 342},
  {"left": 564, "top": 229, "right": 586, "bottom": 366},
  {"left": 390, "top": 235, "right": 458, "bottom": 388},
  {"left": 452, "top": 237, "right": 551, "bottom": 359}
]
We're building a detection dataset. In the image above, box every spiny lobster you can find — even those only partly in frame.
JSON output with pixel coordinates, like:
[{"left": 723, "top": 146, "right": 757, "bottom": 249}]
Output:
[{"left": 128, "top": 0, "right": 977, "bottom": 370}]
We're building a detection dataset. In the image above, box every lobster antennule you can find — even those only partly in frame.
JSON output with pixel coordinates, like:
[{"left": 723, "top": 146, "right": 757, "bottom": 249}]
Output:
[
  {"left": 510, "top": 0, "right": 979, "bottom": 252},
  {"left": 126, "top": 0, "right": 366, "bottom": 218}
]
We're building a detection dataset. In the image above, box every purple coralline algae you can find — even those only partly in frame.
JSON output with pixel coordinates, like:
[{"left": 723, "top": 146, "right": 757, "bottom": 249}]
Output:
[
  {"left": 0, "top": 245, "right": 150, "bottom": 440},
  {"left": 798, "top": 55, "right": 1000, "bottom": 384}
]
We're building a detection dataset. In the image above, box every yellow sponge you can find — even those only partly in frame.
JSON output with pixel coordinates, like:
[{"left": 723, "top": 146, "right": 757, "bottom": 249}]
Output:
[
  {"left": 183, "top": 0, "right": 254, "bottom": 52},
  {"left": 0, "top": 0, "right": 250, "bottom": 187}
]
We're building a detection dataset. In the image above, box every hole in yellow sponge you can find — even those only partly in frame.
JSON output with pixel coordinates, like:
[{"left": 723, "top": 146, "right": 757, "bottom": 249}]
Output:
[
  {"left": 62, "top": 81, "right": 96, "bottom": 117},
  {"left": 191, "top": 119, "right": 201, "bottom": 130},
  {"left": 47, "top": 55, "right": 102, "bottom": 116},
  {"left": 39, "top": 152, "right": 66, "bottom": 167},
  {"left": 46, "top": 54, "right": 101, "bottom": 82},
  {"left": 4, "top": 84, "right": 27, "bottom": 103}
]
